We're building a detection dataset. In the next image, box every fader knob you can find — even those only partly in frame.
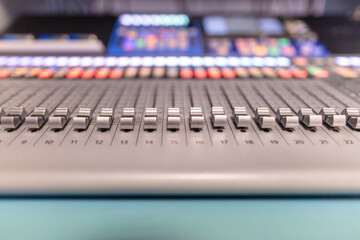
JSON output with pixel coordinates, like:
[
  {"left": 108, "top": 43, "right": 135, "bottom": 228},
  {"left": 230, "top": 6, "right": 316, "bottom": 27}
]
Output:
[
  {"left": 276, "top": 108, "right": 299, "bottom": 129},
  {"left": 0, "top": 108, "right": 5, "bottom": 123},
  {"left": 73, "top": 108, "right": 93, "bottom": 130},
  {"left": 297, "top": 108, "right": 322, "bottom": 127},
  {"left": 319, "top": 108, "right": 346, "bottom": 127},
  {"left": 189, "top": 107, "right": 205, "bottom": 130},
  {"left": 167, "top": 108, "right": 181, "bottom": 130},
  {"left": 233, "top": 107, "right": 251, "bottom": 128},
  {"left": 255, "top": 107, "right": 275, "bottom": 129},
  {"left": 341, "top": 108, "right": 360, "bottom": 129},
  {"left": 143, "top": 108, "right": 158, "bottom": 130},
  {"left": 120, "top": 108, "right": 135, "bottom": 130},
  {"left": 1, "top": 107, "right": 27, "bottom": 130},
  {"left": 25, "top": 107, "right": 49, "bottom": 130},
  {"left": 211, "top": 107, "right": 227, "bottom": 128},
  {"left": 48, "top": 108, "right": 70, "bottom": 130},
  {"left": 96, "top": 108, "right": 114, "bottom": 130}
]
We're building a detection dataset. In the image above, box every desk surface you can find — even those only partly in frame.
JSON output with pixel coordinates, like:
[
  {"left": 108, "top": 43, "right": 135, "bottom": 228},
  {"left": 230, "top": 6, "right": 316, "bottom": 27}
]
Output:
[{"left": 1, "top": 199, "right": 360, "bottom": 240}]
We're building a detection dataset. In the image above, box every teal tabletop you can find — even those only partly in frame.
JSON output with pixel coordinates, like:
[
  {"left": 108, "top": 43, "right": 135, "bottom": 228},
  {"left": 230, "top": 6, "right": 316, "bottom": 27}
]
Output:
[{"left": 1, "top": 199, "right": 360, "bottom": 240}]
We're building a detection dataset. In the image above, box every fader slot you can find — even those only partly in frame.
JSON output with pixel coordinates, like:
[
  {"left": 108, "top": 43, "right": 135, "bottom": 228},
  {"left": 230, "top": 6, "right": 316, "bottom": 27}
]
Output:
[
  {"left": 184, "top": 83, "right": 211, "bottom": 146},
  {"left": 271, "top": 84, "right": 338, "bottom": 146},
  {"left": 60, "top": 86, "right": 108, "bottom": 147},
  {"left": 162, "top": 83, "right": 187, "bottom": 147},
  {"left": 87, "top": 84, "right": 128, "bottom": 147},
  {"left": 201, "top": 83, "right": 236, "bottom": 146},
  {"left": 220, "top": 83, "right": 262, "bottom": 147},
  {"left": 137, "top": 83, "right": 164, "bottom": 147},
  {"left": 112, "top": 83, "right": 147, "bottom": 147},
  {"left": 255, "top": 85, "right": 312, "bottom": 146},
  {"left": 236, "top": 83, "right": 276, "bottom": 130},
  {"left": 10, "top": 87, "right": 75, "bottom": 146},
  {"left": 240, "top": 84, "right": 287, "bottom": 146}
]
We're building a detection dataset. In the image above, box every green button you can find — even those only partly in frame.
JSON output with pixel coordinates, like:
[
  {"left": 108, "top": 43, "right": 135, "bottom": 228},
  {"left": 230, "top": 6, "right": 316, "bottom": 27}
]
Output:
[
  {"left": 136, "top": 39, "right": 145, "bottom": 49},
  {"left": 308, "top": 66, "right": 322, "bottom": 75},
  {"left": 278, "top": 38, "right": 290, "bottom": 46},
  {"left": 268, "top": 47, "right": 280, "bottom": 56}
]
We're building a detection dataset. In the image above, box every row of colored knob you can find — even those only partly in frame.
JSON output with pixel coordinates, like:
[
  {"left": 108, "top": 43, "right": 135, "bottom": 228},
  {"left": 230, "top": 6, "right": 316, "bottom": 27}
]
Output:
[{"left": 0, "top": 66, "right": 328, "bottom": 79}]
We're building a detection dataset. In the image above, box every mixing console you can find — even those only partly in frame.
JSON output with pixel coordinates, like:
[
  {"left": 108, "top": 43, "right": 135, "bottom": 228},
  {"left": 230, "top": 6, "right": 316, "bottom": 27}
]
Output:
[
  {"left": 1, "top": 13, "right": 360, "bottom": 195},
  {"left": 0, "top": 54, "right": 360, "bottom": 195}
]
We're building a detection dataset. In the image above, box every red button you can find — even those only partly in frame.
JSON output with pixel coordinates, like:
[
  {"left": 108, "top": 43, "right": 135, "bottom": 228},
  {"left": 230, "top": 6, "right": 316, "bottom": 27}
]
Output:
[
  {"left": 222, "top": 68, "right": 236, "bottom": 79},
  {"left": 293, "top": 69, "right": 308, "bottom": 79},
  {"left": 0, "top": 69, "right": 10, "bottom": 78},
  {"left": 95, "top": 68, "right": 109, "bottom": 79},
  {"left": 109, "top": 69, "right": 123, "bottom": 79},
  {"left": 194, "top": 68, "right": 207, "bottom": 79},
  {"left": 66, "top": 68, "right": 82, "bottom": 79},
  {"left": 314, "top": 69, "right": 328, "bottom": 78},
  {"left": 208, "top": 67, "right": 222, "bottom": 79},
  {"left": 37, "top": 69, "right": 53, "bottom": 79},
  {"left": 180, "top": 68, "right": 193, "bottom": 79},
  {"left": 278, "top": 69, "right": 293, "bottom": 78},
  {"left": 81, "top": 69, "right": 95, "bottom": 79}
]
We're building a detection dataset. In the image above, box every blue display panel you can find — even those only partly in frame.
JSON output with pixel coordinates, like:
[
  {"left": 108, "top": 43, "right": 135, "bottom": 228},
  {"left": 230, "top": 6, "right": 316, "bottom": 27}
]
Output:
[
  {"left": 107, "top": 14, "right": 204, "bottom": 56},
  {"left": 203, "top": 16, "right": 329, "bottom": 57},
  {"left": 206, "top": 37, "right": 328, "bottom": 57}
]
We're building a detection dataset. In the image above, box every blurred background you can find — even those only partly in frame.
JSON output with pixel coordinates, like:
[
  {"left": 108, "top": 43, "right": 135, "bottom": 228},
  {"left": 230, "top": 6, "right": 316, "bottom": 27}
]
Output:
[{"left": 0, "top": 0, "right": 359, "bottom": 33}]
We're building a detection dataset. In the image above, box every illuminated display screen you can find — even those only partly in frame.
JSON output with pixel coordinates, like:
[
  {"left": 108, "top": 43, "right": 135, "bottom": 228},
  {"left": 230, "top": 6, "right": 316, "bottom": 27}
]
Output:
[
  {"left": 203, "top": 16, "right": 284, "bottom": 36},
  {"left": 107, "top": 14, "right": 203, "bottom": 55},
  {"left": 206, "top": 37, "right": 328, "bottom": 57},
  {"left": 107, "top": 15, "right": 329, "bottom": 57}
]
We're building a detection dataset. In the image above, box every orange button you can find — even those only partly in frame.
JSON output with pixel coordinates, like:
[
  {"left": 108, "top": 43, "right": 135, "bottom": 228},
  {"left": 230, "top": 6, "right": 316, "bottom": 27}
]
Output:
[
  {"left": 194, "top": 68, "right": 207, "bottom": 79},
  {"left": 0, "top": 69, "right": 10, "bottom": 78},
  {"left": 109, "top": 69, "right": 123, "bottom": 79},
  {"left": 278, "top": 69, "right": 293, "bottom": 78},
  {"left": 293, "top": 57, "right": 308, "bottom": 67},
  {"left": 180, "top": 68, "right": 193, "bottom": 79},
  {"left": 293, "top": 69, "right": 308, "bottom": 79},
  {"left": 66, "top": 68, "right": 82, "bottom": 79},
  {"left": 81, "top": 69, "right": 95, "bottom": 79},
  {"left": 37, "top": 69, "right": 53, "bottom": 79},
  {"left": 208, "top": 67, "right": 222, "bottom": 79},
  {"left": 95, "top": 68, "right": 110, "bottom": 79},
  {"left": 314, "top": 69, "right": 328, "bottom": 78},
  {"left": 153, "top": 67, "right": 165, "bottom": 78},
  {"left": 222, "top": 68, "right": 236, "bottom": 79},
  {"left": 235, "top": 67, "right": 249, "bottom": 78}
]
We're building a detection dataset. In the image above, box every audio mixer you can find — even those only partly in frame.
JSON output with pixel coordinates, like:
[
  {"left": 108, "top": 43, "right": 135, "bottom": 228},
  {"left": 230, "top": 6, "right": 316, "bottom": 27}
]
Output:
[{"left": 1, "top": 14, "right": 360, "bottom": 195}]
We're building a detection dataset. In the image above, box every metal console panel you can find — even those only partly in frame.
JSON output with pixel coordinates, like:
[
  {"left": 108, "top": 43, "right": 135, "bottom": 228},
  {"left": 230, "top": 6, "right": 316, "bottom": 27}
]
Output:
[{"left": 0, "top": 78, "right": 360, "bottom": 195}]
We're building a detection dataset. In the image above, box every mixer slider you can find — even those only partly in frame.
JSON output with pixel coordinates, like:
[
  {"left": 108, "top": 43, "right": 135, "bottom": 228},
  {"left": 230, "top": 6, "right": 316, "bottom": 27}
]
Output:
[
  {"left": 189, "top": 107, "right": 205, "bottom": 130},
  {"left": 167, "top": 108, "right": 181, "bottom": 130},
  {"left": 342, "top": 108, "right": 360, "bottom": 129},
  {"left": 48, "top": 107, "right": 71, "bottom": 130},
  {"left": 211, "top": 107, "right": 227, "bottom": 128},
  {"left": 0, "top": 108, "right": 5, "bottom": 122},
  {"left": 233, "top": 107, "right": 251, "bottom": 128},
  {"left": 96, "top": 108, "right": 114, "bottom": 130},
  {"left": 276, "top": 108, "right": 299, "bottom": 129},
  {"left": 25, "top": 107, "right": 49, "bottom": 130},
  {"left": 73, "top": 108, "right": 93, "bottom": 130},
  {"left": 297, "top": 108, "right": 322, "bottom": 127},
  {"left": 143, "top": 108, "right": 158, "bottom": 130},
  {"left": 320, "top": 108, "right": 346, "bottom": 127},
  {"left": 255, "top": 107, "right": 275, "bottom": 129},
  {"left": 1, "top": 107, "right": 27, "bottom": 130},
  {"left": 119, "top": 108, "right": 135, "bottom": 130}
]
